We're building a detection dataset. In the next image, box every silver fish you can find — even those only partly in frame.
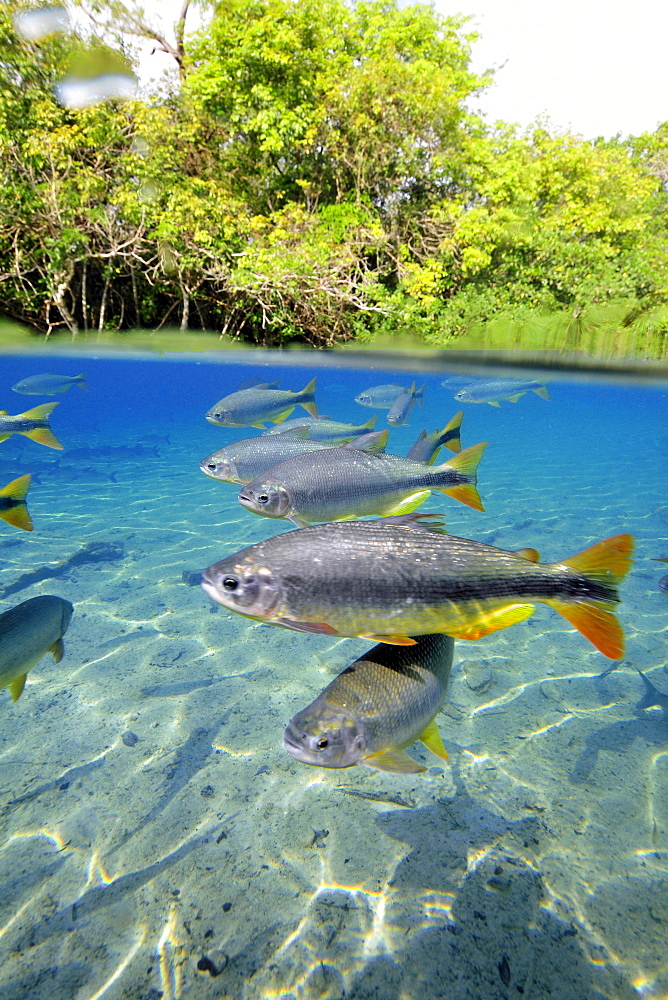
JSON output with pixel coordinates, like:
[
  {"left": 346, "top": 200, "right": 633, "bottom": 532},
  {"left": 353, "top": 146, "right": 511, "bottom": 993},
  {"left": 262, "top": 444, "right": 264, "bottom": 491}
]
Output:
[
  {"left": 263, "top": 415, "right": 378, "bottom": 443},
  {"left": 12, "top": 373, "right": 87, "bottom": 395},
  {"left": 205, "top": 379, "right": 318, "bottom": 428},
  {"left": 387, "top": 382, "right": 425, "bottom": 426},
  {"left": 454, "top": 379, "right": 550, "bottom": 407},
  {"left": 355, "top": 384, "right": 409, "bottom": 409},
  {"left": 405, "top": 412, "right": 464, "bottom": 463},
  {"left": 284, "top": 634, "right": 454, "bottom": 773},
  {"left": 0, "top": 595, "right": 73, "bottom": 702},
  {"left": 237, "top": 441, "right": 485, "bottom": 525}
]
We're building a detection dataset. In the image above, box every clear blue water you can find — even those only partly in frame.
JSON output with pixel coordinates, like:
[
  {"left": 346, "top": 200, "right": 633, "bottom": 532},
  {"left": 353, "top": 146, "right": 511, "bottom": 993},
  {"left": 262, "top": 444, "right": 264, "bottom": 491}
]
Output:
[{"left": 0, "top": 350, "right": 666, "bottom": 1000}]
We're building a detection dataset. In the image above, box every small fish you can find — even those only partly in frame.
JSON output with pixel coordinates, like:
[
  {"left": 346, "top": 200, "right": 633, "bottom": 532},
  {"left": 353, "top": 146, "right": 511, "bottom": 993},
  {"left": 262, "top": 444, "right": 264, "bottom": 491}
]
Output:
[
  {"left": 201, "top": 515, "right": 633, "bottom": 658},
  {"left": 659, "top": 575, "right": 668, "bottom": 594},
  {"left": 201, "top": 430, "right": 386, "bottom": 486},
  {"left": 636, "top": 669, "right": 668, "bottom": 713},
  {"left": 284, "top": 634, "right": 454, "bottom": 774},
  {"left": 454, "top": 379, "right": 550, "bottom": 407},
  {"left": 0, "top": 474, "right": 33, "bottom": 531},
  {"left": 355, "top": 384, "right": 409, "bottom": 409},
  {"left": 0, "top": 403, "right": 62, "bottom": 450},
  {"left": 0, "top": 595, "right": 73, "bottom": 702},
  {"left": 205, "top": 379, "right": 318, "bottom": 429},
  {"left": 12, "top": 372, "right": 87, "bottom": 395},
  {"left": 237, "top": 440, "right": 486, "bottom": 525},
  {"left": 406, "top": 413, "right": 464, "bottom": 463},
  {"left": 264, "top": 415, "right": 378, "bottom": 443},
  {"left": 387, "top": 382, "right": 425, "bottom": 426}
]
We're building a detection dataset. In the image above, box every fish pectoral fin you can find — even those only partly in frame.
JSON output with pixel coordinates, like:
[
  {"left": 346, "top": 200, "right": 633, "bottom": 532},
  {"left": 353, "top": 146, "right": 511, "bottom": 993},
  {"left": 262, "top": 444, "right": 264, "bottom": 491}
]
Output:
[
  {"left": 250, "top": 422, "right": 268, "bottom": 429},
  {"left": 8, "top": 674, "right": 27, "bottom": 702},
  {"left": 418, "top": 719, "right": 448, "bottom": 760},
  {"left": 363, "top": 749, "right": 427, "bottom": 774},
  {"left": 359, "top": 632, "right": 418, "bottom": 646},
  {"left": 275, "top": 617, "right": 340, "bottom": 636},
  {"left": 548, "top": 599, "right": 624, "bottom": 660},
  {"left": 288, "top": 515, "right": 310, "bottom": 528},
  {"left": 20, "top": 427, "right": 63, "bottom": 450},
  {"left": 446, "top": 604, "right": 535, "bottom": 641},
  {"left": 487, "top": 401, "right": 501, "bottom": 407},
  {"left": 49, "top": 638, "right": 64, "bottom": 663},
  {"left": 385, "top": 492, "right": 430, "bottom": 516}
]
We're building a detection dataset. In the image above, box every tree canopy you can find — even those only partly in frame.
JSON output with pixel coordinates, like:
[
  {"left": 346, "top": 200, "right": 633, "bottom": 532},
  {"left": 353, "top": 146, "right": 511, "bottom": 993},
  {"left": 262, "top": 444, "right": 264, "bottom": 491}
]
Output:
[{"left": 1, "top": 0, "right": 666, "bottom": 352}]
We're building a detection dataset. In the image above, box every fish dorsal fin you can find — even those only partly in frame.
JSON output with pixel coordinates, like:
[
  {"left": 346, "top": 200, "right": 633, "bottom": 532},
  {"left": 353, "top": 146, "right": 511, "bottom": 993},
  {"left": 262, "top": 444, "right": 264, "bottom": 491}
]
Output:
[
  {"left": 345, "top": 429, "right": 388, "bottom": 453},
  {"left": 361, "top": 415, "right": 377, "bottom": 430},
  {"left": 9, "top": 674, "right": 27, "bottom": 702},
  {"left": 363, "top": 749, "right": 427, "bottom": 774},
  {"left": 513, "top": 547, "right": 540, "bottom": 562},
  {"left": 418, "top": 719, "right": 448, "bottom": 760},
  {"left": 49, "top": 638, "right": 64, "bottom": 663}
]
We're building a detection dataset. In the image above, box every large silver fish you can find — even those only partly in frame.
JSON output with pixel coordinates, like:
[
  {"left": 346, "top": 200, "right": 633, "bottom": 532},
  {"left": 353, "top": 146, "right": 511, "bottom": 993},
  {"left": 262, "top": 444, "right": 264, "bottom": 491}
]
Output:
[
  {"left": 205, "top": 379, "right": 318, "bottom": 428},
  {"left": 237, "top": 441, "right": 486, "bottom": 525},
  {"left": 0, "top": 595, "right": 73, "bottom": 701},
  {"left": 201, "top": 515, "right": 633, "bottom": 658},
  {"left": 0, "top": 403, "right": 63, "bottom": 449},
  {"left": 12, "top": 372, "right": 87, "bottom": 395},
  {"left": 201, "top": 430, "right": 387, "bottom": 485},
  {"left": 284, "top": 634, "right": 453, "bottom": 774}
]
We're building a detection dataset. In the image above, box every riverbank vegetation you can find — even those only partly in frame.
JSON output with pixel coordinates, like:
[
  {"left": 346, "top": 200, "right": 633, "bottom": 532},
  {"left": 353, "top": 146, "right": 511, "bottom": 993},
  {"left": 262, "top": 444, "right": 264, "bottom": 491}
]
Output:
[{"left": 1, "top": 0, "right": 667, "bottom": 354}]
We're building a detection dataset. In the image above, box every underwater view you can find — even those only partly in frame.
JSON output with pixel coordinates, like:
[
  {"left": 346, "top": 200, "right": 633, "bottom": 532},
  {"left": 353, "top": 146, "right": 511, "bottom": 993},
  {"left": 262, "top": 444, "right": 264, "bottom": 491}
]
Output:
[{"left": 0, "top": 349, "right": 666, "bottom": 1000}]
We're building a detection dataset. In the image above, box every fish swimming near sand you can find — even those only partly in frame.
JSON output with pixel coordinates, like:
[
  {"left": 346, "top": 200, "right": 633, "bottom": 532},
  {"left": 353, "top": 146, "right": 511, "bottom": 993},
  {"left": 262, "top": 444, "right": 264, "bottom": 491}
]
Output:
[
  {"left": 238, "top": 440, "right": 486, "bottom": 525},
  {"left": 205, "top": 379, "right": 318, "bottom": 428},
  {"left": 355, "top": 384, "right": 409, "bottom": 409},
  {"left": 454, "top": 379, "right": 550, "bottom": 407},
  {"left": 201, "top": 514, "right": 633, "bottom": 658},
  {"left": 0, "top": 403, "right": 62, "bottom": 449},
  {"left": 200, "top": 429, "right": 387, "bottom": 485},
  {"left": 0, "top": 595, "right": 73, "bottom": 702},
  {"left": 0, "top": 474, "right": 33, "bottom": 531},
  {"left": 406, "top": 413, "right": 464, "bottom": 463},
  {"left": 387, "top": 382, "right": 425, "bottom": 426},
  {"left": 12, "top": 372, "right": 87, "bottom": 395},
  {"left": 284, "top": 634, "right": 454, "bottom": 774}
]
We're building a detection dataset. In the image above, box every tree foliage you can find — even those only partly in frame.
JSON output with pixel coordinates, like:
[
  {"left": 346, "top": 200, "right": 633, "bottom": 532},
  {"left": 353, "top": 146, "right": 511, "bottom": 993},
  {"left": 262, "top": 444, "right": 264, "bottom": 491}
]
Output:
[{"left": 1, "top": 0, "right": 666, "bottom": 351}]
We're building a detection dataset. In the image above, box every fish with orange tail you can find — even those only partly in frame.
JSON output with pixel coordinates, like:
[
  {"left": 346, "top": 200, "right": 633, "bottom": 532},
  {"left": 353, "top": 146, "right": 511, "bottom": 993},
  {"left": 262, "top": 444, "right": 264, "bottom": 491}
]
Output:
[{"left": 202, "top": 515, "right": 634, "bottom": 659}]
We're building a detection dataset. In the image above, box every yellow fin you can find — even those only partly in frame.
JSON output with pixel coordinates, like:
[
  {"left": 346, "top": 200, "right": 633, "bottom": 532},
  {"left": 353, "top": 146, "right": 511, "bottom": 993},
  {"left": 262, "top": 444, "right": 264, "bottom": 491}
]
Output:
[
  {"left": 20, "top": 402, "right": 59, "bottom": 420},
  {"left": 488, "top": 401, "right": 501, "bottom": 407},
  {"left": 547, "top": 599, "right": 625, "bottom": 660},
  {"left": 385, "top": 491, "right": 430, "bottom": 516},
  {"left": 507, "top": 393, "right": 525, "bottom": 402},
  {"left": 0, "top": 473, "right": 31, "bottom": 501},
  {"left": 436, "top": 441, "right": 486, "bottom": 511},
  {"left": 50, "top": 638, "right": 64, "bottom": 663},
  {"left": 9, "top": 674, "right": 27, "bottom": 702},
  {"left": 0, "top": 504, "right": 33, "bottom": 531},
  {"left": 445, "top": 604, "right": 535, "bottom": 640},
  {"left": 271, "top": 408, "right": 295, "bottom": 425},
  {"left": 442, "top": 410, "right": 463, "bottom": 454},
  {"left": 0, "top": 474, "right": 33, "bottom": 531},
  {"left": 20, "top": 427, "right": 63, "bottom": 450},
  {"left": 418, "top": 719, "right": 448, "bottom": 760},
  {"left": 359, "top": 633, "right": 418, "bottom": 646},
  {"left": 0, "top": 433, "right": 11, "bottom": 443},
  {"left": 363, "top": 749, "right": 427, "bottom": 774},
  {"left": 533, "top": 386, "right": 550, "bottom": 400}
]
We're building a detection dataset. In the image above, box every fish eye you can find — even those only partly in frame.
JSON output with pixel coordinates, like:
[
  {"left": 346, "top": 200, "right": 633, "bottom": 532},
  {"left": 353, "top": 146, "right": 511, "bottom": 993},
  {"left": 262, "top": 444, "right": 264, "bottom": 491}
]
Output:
[
  {"left": 316, "top": 737, "right": 329, "bottom": 750},
  {"left": 222, "top": 576, "right": 239, "bottom": 591},
  {"left": 207, "top": 463, "right": 216, "bottom": 471},
  {"left": 257, "top": 493, "right": 269, "bottom": 504}
]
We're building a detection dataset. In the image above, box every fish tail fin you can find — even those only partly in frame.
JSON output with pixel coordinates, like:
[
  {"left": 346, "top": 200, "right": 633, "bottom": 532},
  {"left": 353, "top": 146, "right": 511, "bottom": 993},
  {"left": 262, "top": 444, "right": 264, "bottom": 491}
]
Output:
[
  {"left": 416, "top": 383, "right": 426, "bottom": 408},
  {"left": 20, "top": 427, "right": 63, "bottom": 450},
  {"left": 361, "top": 415, "right": 377, "bottom": 430},
  {"left": 548, "top": 533, "right": 634, "bottom": 659},
  {"left": 299, "top": 377, "right": 318, "bottom": 417},
  {"left": 435, "top": 441, "right": 487, "bottom": 512},
  {"left": 532, "top": 386, "right": 550, "bottom": 400},
  {"left": 440, "top": 410, "right": 463, "bottom": 455},
  {"left": 0, "top": 474, "right": 33, "bottom": 531},
  {"left": 76, "top": 373, "right": 88, "bottom": 390},
  {"left": 20, "top": 402, "right": 59, "bottom": 420}
]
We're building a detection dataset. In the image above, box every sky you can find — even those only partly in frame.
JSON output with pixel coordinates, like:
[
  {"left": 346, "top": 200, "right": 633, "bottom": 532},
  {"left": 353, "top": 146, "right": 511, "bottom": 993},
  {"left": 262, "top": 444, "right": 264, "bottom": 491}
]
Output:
[{"left": 135, "top": 0, "right": 667, "bottom": 140}]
